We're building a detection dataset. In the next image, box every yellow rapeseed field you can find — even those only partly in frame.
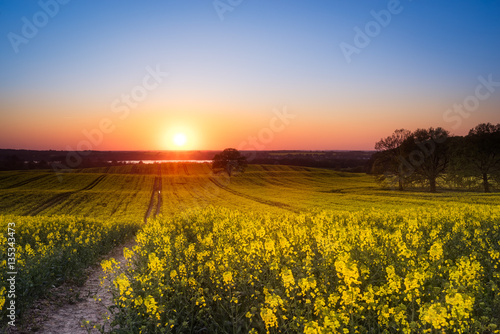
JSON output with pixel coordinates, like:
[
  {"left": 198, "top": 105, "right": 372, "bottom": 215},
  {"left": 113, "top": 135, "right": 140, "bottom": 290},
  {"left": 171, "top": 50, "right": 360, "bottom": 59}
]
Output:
[
  {"left": 0, "top": 215, "right": 140, "bottom": 319},
  {"left": 1, "top": 165, "right": 499, "bottom": 332},
  {"left": 104, "top": 205, "right": 500, "bottom": 333}
]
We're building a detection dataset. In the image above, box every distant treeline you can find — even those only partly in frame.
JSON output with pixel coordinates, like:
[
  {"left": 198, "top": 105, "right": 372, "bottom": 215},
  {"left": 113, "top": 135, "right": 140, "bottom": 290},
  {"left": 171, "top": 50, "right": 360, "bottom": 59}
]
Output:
[
  {"left": 0, "top": 150, "right": 216, "bottom": 171},
  {"left": 0, "top": 149, "right": 374, "bottom": 173},
  {"left": 243, "top": 151, "right": 373, "bottom": 172},
  {"left": 371, "top": 123, "right": 500, "bottom": 193},
  {"left": 0, "top": 149, "right": 217, "bottom": 168}
]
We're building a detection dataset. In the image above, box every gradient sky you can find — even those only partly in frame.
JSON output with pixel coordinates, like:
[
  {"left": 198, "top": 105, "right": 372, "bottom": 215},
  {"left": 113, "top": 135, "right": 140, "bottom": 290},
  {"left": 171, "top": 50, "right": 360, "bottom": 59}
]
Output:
[{"left": 1, "top": 0, "right": 499, "bottom": 151}]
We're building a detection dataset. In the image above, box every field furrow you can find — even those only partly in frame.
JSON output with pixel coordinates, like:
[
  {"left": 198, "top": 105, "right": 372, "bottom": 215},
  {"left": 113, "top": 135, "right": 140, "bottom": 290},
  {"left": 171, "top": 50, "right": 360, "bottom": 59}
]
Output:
[{"left": 208, "top": 176, "right": 298, "bottom": 212}]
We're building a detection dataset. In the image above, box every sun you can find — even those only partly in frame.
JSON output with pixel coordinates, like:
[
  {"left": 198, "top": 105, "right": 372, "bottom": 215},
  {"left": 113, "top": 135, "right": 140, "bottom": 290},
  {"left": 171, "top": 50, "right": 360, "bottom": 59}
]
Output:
[{"left": 173, "top": 133, "right": 187, "bottom": 147}]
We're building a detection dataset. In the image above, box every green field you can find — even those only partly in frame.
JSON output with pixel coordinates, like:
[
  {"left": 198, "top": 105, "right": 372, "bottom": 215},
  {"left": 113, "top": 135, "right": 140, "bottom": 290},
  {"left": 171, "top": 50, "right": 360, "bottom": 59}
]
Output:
[
  {"left": 1, "top": 164, "right": 499, "bottom": 333},
  {"left": 1, "top": 164, "right": 497, "bottom": 217}
]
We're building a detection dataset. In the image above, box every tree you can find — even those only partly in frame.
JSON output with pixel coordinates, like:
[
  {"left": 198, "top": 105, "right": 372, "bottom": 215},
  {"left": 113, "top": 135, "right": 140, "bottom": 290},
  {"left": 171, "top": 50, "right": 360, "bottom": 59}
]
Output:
[
  {"left": 372, "top": 129, "right": 412, "bottom": 190},
  {"left": 445, "top": 135, "right": 476, "bottom": 189},
  {"left": 463, "top": 123, "right": 500, "bottom": 192},
  {"left": 212, "top": 148, "right": 247, "bottom": 177},
  {"left": 401, "top": 127, "right": 450, "bottom": 193}
]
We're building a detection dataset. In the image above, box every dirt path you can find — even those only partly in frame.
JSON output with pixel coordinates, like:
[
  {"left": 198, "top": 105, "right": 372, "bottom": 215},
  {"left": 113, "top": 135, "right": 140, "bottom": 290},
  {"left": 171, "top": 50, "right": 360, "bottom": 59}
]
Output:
[
  {"left": 11, "top": 239, "right": 135, "bottom": 334},
  {"left": 11, "top": 167, "right": 164, "bottom": 333},
  {"left": 155, "top": 166, "right": 163, "bottom": 217},
  {"left": 143, "top": 166, "right": 163, "bottom": 223}
]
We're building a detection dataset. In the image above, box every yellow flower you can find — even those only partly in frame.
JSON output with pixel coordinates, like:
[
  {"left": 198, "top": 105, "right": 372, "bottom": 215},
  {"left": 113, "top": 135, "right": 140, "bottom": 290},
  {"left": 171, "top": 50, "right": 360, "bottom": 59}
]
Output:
[
  {"left": 223, "top": 271, "right": 233, "bottom": 285},
  {"left": 260, "top": 307, "right": 277, "bottom": 332},
  {"left": 421, "top": 302, "right": 448, "bottom": 329},
  {"left": 303, "top": 321, "right": 321, "bottom": 334},
  {"left": 170, "top": 270, "right": 177, "bottom": 280},
  {"left": 428, "top": 242, "right": 443, "bottom": 261},
  {"left": 114, "top": 273, "right": 131, "bottom": 297},
  {"left": 281, "top": 269, "right": 295, "bottom": 289},
  {"left": 134, "top": 295, "right": 143, "bottom": 306},
  {"left": 144, "top": 295, "right": 158, "bottom": 315},
  {"left": 123, "top": 247, "right": 134, "bottom": 260},
  {"left": 0, "top": 287, "right": 6, "bottom": 310},
  {"left": 148, "top": 253, "right": 164, "bottom": 273}
]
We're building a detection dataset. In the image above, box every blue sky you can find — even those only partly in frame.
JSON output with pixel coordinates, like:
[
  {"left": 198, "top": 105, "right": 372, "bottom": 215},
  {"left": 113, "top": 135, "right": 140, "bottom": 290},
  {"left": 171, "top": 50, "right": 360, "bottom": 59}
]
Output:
[{"left": 1, "top": 0, "right": 499, "bottom": 150}]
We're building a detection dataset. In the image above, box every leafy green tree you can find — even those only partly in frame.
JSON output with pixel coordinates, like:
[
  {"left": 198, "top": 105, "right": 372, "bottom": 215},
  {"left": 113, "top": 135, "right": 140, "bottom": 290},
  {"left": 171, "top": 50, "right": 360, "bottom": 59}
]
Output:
[
  {"left": 401, "top": 127, "right": 450, "bottom": 193},
  {"left": 372, "top": 129, "right": 412, "bottom": 190},
  {"left": 212, "top": 148, "right": 247, "bottom": 177},
  {"left": 445, "top": 135, "right": 477, "bottom": 190},
  {"left": 462, "top": 123, "right": 500, "bottom": 192}
]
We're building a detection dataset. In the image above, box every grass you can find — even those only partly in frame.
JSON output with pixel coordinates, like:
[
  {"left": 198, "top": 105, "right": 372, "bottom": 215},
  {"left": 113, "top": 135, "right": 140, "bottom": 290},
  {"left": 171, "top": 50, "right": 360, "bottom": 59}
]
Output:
[{"left": 0, "top": 164, "right": 499, "bottom": 217}]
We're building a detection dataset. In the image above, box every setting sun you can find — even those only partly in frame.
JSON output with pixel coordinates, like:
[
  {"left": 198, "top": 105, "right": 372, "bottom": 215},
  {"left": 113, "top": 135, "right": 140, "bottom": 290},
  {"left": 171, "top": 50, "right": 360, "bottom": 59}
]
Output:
[{"left": 173, "top": 133, "right": 187, "bottom": 147}]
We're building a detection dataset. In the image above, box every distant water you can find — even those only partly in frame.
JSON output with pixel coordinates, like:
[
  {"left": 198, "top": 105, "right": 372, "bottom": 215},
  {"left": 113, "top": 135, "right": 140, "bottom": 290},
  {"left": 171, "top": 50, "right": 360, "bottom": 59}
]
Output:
[{"left": 108, "top": 160, "right": 212, "bottom": 164}]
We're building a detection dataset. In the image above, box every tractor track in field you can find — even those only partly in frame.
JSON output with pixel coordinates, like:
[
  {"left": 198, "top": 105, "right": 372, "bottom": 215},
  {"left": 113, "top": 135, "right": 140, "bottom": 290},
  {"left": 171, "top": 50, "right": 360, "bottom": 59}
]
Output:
[
  {"left": 0, "top": 173, "right": 20, "bottom": 183},
  {"left": 80, "top": 175, "right": 107, "bottom": 191},
  {"left": 208, "top": 177, "right": 298, "bottom": 212},
  {"left": 155, "top": 174, "right": 163, "bottom": 217},
  {"left": 23, "top": 175, "right": 107, "bottom": 216},
  {"left": 144, "top": 166, "right": 163, "bottom": 223},
  {"left": 183, "top": 164, "right": 190, "bottom": 175},
  {"left": 25, "top": 191, "right": 75, "bottom": 217},
  {"left": 2, "top": 173, "right": 50, "bottom": 189}
]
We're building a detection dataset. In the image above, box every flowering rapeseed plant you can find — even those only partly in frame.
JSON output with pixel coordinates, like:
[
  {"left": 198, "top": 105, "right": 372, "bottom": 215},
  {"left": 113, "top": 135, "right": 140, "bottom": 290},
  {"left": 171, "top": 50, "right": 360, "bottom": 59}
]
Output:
[{"left": 103, "top": 205, "right": 500, "bottom": 333}]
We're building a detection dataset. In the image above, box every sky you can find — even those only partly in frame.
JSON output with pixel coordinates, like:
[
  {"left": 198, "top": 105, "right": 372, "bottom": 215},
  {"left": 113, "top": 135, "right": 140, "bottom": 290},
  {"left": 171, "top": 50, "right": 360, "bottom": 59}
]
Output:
[{"left": 1, "top": 0, "right": 499, "bottom": 151}]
